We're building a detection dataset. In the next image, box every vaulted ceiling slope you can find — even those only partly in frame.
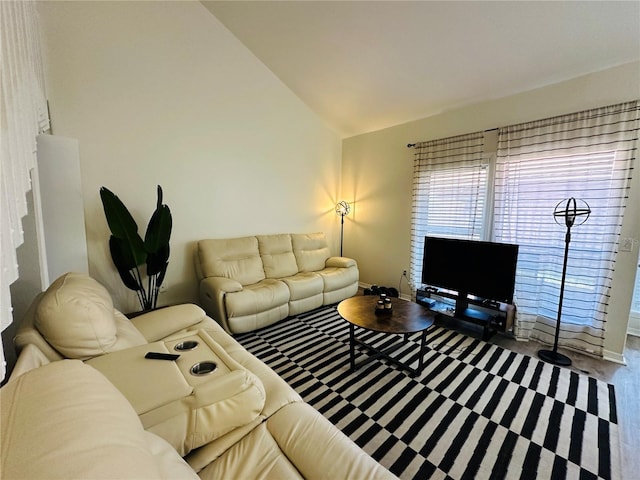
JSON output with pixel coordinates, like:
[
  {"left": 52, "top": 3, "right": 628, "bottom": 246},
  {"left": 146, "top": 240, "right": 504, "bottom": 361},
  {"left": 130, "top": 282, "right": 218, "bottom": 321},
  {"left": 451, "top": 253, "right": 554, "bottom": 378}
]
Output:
[{"left": 202, "top": 1, "right": 640, "bottom": 138}]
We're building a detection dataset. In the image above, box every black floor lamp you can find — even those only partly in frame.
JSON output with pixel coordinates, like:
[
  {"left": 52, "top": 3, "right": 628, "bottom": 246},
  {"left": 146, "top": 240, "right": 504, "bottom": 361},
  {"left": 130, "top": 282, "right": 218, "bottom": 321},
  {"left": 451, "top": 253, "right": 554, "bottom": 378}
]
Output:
[
  {"left": 538, "top": 197, "right": 591, "bottom": 367},
  {"left": 336, "top": 201, "right": 351, "bottom": 256}
]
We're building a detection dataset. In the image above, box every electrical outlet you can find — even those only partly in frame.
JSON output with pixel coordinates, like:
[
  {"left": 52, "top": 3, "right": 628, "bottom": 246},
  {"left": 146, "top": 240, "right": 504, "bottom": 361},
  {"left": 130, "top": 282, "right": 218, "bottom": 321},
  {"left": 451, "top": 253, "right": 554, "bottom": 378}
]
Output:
[
  {"left": 402, "top": 270, "right": 408, "bottom": 277},
  {"left": 620, "top": 237, "right": 634, "bottom": 252}
]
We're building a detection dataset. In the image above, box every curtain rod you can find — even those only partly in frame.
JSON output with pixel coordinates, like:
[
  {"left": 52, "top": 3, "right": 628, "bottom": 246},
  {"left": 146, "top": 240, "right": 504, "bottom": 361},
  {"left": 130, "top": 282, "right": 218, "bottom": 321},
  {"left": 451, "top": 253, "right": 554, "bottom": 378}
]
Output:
[{"left": 407, "top": 128, "right": 499, "bottom": 148}]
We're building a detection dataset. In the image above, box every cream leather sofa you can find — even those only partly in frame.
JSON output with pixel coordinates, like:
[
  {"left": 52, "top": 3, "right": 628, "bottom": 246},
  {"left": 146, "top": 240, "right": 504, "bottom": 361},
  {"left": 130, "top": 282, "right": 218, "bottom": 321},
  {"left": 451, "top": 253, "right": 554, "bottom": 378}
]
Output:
[
  {"left": 196, "top": 232, "right": 359, "bottom": 334},
  {"left": 6, "top": 272, "right": 395, "bottom": 480}
]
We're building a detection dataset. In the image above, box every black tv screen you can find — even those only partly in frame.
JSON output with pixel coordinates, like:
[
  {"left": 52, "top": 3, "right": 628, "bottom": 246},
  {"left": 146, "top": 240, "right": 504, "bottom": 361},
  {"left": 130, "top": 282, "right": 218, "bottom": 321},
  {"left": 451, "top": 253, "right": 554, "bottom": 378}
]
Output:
[{"left": 421, "top": 236, "right": 519, "bottom": 304}]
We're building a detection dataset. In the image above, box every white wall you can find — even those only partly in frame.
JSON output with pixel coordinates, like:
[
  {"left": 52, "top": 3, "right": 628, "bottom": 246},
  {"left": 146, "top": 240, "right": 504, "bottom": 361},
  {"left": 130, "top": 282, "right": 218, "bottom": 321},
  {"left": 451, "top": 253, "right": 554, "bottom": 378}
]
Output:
[
  {"left": 38, "top": 1, "right": 342, "bottom": 312},
  {"left": 342, "top": 62, "right": 640, "bottom": 359}
]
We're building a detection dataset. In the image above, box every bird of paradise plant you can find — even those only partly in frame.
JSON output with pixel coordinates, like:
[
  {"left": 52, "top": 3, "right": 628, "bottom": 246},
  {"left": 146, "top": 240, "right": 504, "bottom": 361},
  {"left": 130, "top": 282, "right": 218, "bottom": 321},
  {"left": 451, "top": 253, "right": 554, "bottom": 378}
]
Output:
[{"left": 99, "top": 185, "right": 172, "bottom": 311}]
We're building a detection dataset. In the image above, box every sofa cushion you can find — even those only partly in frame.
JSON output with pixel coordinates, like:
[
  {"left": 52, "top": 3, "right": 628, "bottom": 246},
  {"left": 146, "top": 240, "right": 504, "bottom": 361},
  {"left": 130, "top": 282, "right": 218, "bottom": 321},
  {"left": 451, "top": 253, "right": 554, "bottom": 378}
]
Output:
[
  {"left": 282, "top": 272, "right": 323, "bottom": 300},
  {"left": 1, "top": 360, "right": 198, "bottom": 480},
  {"left": 225, "top": 279, "right": 290, "bottom": 318},
  {"left": 34, "top": 272, "right": 146, "bottom": 359},
  {"left": 291, "top": 232, "right": 331, "bottom": 272},
  {"left": 198, "top": 237, "right": 265, "bottom": 286},
  {"left": 258, "top": 234, "right": 299, "bottom": 278}
]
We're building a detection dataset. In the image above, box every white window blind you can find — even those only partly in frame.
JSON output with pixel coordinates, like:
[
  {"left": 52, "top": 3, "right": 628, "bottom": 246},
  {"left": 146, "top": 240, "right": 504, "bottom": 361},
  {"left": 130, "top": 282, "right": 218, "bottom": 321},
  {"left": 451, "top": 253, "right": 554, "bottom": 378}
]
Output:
[
  {"left": 410, "top": 132, "right": 488, "bottom": 287},
  {"left": 1, "top": 1, "right": 50, "bottom": 381},
  {"left": 494, "top": 101, "right": 640, "bottom": 357}
]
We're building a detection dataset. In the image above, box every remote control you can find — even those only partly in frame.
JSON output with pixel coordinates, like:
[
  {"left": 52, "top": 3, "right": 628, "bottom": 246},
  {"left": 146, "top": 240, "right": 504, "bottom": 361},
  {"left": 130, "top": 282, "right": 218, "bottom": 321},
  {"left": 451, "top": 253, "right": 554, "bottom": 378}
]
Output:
[{"left": 145, "top": 352, "right": 180, "bottom": 361}]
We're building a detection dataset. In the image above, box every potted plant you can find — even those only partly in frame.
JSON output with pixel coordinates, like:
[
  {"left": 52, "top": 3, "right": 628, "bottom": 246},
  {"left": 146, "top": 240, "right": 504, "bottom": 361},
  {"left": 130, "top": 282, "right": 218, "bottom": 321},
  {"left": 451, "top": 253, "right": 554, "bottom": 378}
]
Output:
[{"left": 100, "top": 185, "right": 172, "bottom": 311}]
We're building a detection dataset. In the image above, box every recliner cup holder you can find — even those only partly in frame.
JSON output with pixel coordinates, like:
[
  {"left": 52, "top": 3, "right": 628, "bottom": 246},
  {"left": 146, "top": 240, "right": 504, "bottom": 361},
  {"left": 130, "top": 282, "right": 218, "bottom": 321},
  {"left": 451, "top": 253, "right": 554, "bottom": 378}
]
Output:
[
  {"left": 190, "top": 361, "right": 217, "bottom": 376},
  {"left": 174, "top": 340, "right": 199, "bottom": 351}
]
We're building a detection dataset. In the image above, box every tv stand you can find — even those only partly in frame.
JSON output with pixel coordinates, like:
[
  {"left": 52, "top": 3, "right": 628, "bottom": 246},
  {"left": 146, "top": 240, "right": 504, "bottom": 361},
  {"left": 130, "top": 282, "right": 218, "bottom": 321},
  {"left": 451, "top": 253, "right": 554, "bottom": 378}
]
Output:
[{"left": 415, "top": 288, "right": 514, "bottom": 341}]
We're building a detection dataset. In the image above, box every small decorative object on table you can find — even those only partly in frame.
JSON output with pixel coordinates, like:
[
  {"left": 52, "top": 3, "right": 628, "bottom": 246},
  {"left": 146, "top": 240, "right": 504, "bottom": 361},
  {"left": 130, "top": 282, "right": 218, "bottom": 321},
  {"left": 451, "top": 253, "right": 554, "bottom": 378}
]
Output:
[
  {"left": 375, "top": 294, "right": 393, "bottom": 314},
  {"left": 384, "top": 297, "right": 392, "bottom": 310}
]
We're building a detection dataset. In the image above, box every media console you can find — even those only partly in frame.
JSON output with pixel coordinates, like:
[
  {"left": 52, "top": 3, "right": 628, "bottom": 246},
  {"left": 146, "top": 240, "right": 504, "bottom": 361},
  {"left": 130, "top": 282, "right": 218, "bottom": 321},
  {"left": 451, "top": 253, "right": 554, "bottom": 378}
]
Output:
[{"left": 415, "top": 287, "right": 515, "bottom": 340}]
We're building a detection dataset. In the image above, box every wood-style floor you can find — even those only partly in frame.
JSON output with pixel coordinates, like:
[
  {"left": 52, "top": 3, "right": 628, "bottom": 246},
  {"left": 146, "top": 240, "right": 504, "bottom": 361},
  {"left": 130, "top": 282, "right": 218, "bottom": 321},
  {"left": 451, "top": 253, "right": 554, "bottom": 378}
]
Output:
[{"left": 489, "top": 330, "right": 639, "bottom": 480}]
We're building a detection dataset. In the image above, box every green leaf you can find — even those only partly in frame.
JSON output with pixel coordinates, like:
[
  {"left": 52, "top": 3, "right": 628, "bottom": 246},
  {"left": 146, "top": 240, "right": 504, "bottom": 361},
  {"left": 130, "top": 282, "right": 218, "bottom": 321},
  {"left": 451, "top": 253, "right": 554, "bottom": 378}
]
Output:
[
  {"left": 109, "top": 237, "right": 142, "bottom": 291},
  {"left": 145, "top": 186, "right": 172, "bottom": 278},
  {"left": 145, "top": 205, "right": 172, "bottom": 254},
  {"left": 147, "top": 244, "right": 170, "bottom": 277},
  {"left": 100, "top": 187, "right": 146, "bottom": 265},
  {"left": 156, "top": 262, "right": 168, "bottom": 288}
]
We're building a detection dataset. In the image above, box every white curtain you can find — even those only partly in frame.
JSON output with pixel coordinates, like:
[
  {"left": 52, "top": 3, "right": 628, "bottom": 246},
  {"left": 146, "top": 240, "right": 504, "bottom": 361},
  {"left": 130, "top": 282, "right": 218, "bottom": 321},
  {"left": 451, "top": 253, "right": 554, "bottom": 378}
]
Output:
[
  {"left": 494, "top": 101, "right": 640, "bottom": 357},
  {"left": 410, "top": 132, "right": 488, "bottom": 289},
  {"left": 1, "top": 1, "right": 50, "bottom": 380}
]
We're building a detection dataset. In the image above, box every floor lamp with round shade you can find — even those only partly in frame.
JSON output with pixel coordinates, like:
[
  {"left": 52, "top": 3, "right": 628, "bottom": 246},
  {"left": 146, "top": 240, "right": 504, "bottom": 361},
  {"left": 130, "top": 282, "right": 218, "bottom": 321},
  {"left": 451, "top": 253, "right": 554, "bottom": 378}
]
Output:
[
  {"left": 336, "top": 201, "right": 350, "bottom": 256},
  {"left": 538, "top": 197, "right": 591, "bottom": 367}
]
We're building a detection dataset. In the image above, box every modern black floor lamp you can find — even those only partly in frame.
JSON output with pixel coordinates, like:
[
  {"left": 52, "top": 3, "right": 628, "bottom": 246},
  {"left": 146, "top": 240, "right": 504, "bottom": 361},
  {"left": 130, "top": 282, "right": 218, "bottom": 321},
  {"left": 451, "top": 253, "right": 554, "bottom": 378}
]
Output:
[
  {"left": 538, "top": 197, "right": 591, "bottom": 367},
  {"left": 335, "top": 201, "right": 351, "bottom": 256}
]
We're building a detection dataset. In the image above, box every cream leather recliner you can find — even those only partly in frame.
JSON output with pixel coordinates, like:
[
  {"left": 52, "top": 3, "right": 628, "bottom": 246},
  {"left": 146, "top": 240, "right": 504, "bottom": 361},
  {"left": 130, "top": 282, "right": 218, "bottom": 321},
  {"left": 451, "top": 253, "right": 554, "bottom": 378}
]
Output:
[
  {"left": 195, "top": 232, "right": 359, "bottom": 334},
  {"left": 9, "top": 271, "right": 396, "bottom": 479}
]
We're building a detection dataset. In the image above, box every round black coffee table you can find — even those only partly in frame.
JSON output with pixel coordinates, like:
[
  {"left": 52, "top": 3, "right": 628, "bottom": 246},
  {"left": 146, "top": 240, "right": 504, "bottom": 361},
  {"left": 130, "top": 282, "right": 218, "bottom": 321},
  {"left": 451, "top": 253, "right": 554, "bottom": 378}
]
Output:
[{"left": 337, "top": 295, "right": 435, "bottom": 376}]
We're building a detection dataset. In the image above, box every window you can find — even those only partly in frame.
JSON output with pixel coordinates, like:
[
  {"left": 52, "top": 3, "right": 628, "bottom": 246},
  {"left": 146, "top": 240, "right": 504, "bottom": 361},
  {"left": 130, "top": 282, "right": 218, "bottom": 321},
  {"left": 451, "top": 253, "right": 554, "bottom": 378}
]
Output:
[
  {"left": 411, "top": 101, "right": 640, "bottom": 357},
  {"left": 494, "top": 150, "right": 621, "bottom": 325},
  {"left": 417, "top": 164, "right": 489, "bottom": 239},
  {"left": 410, "top": 132, "right": 488, "bottom": 285}
]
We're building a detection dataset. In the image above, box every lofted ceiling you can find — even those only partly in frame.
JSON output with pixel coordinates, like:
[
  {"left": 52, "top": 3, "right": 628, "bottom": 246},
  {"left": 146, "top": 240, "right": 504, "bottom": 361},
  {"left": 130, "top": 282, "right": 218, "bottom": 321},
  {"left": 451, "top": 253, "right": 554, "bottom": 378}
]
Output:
[{"left": 202, "top": 1, "right": 640, "bottom": 138}]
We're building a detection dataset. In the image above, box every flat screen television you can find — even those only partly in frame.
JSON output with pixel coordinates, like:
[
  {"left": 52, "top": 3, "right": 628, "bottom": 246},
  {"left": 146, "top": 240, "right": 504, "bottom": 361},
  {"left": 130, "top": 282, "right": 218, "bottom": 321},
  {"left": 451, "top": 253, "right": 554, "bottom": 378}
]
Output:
[{"left": 421, "top": 236, "right": 519, "bottom": 315}]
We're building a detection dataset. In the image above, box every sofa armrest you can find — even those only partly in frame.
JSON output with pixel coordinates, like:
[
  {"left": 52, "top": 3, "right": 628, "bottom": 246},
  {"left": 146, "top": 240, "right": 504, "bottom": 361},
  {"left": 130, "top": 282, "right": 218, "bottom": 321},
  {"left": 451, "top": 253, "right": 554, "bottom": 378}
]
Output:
[
  {"left": 326, "top": 256, "right": 357, "bottom": 268},
  {"left": 199, "top": 277, "right": 243, "bottom": 333},
  {"left": 130, "top": 304, "right": 208, "bottom": 342},
  {"left": 197, "top": 401, "right": 397, "bottom": 480},
  {"left": 202, "top": 276, "right": 244, "bottom": 294},
  {"left": 268, "top": 402, "right": 397, "bottom": 480},
  {"left": 7, "top": 344, "right": 52, "bottom": 382}
]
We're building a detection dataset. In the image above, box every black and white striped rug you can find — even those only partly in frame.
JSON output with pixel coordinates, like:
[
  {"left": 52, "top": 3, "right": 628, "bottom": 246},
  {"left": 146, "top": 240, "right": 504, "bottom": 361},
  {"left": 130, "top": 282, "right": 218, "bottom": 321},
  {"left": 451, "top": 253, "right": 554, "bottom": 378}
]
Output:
[{"left": 235, "top": 306, "right": 620, "bottom": 480}]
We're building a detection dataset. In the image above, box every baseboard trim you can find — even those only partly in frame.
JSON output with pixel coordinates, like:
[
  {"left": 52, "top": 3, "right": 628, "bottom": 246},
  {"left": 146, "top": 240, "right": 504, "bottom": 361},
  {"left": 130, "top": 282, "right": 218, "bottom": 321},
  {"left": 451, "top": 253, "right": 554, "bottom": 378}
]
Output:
[
  {"left": 603, "top": 349, "right": 627, "bottom": 365},
  {"left": 627, "top": 326, "right": 640, "bottom": 337}
]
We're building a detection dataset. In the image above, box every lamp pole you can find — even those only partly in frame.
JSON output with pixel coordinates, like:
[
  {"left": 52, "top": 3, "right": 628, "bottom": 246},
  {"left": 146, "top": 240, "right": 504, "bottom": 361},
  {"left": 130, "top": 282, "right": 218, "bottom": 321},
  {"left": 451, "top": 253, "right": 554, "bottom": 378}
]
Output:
[
  {"left": 538, "top": 197, "right": 590, "bottom": 367},
  {"left": 340, "top": 213, "right": 345, "bottom": 256},
  {"left": 336, "top": 201, "right": 351, "bottom": 257}
]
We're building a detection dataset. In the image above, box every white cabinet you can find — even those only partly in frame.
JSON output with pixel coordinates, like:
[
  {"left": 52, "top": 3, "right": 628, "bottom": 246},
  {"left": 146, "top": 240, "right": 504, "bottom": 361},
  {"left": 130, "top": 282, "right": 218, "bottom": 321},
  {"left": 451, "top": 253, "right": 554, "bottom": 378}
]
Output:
[{"left": 35, "top": 134, "right": 88, "bottom": 283}]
